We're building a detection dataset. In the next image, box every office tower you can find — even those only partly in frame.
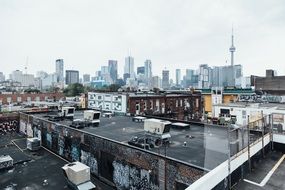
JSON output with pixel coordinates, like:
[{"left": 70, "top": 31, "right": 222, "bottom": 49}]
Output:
[
  {"left": 176, "top": 69, "right": 181, "bottom": 86},
  {"left": 144, "top": 59, "right": 152, "bottom": 79},
  {"left": 124, "top": 56, "right": 135, "bottom": 78},
  {"left": 137, "top": 67, "right": 145, "bottom": 75},
  {"left": 83, "top": 74, "right": 91, "bottom": 83},
  {"left": 144, "top": 59, "right": 152, "bottom": 86},
  {"left": 162, "top": 69, "right": 170, "bottom": 89},
  {"left": 108, "top": 60, "right": 118, "bottom": 84},
  {"left": 211, "top": 67, "right": 220, "bottom": 87},
  {"left": 55, "top": 59, "right": 64, "bottom": 85},
  {"left": 65, "top": 70, "right": 79, "bottom": 85}
]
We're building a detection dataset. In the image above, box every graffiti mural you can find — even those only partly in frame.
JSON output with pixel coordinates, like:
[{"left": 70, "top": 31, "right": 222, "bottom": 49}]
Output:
[
  {"left": 88, "top": 92, "right": 127, "bottom": 113},
  {"left": 0, "top": 120, "right": 18, "bottom": 135}
]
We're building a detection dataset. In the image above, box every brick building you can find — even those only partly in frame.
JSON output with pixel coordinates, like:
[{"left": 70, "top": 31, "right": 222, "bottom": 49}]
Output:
[
  {"left": 253, "top": 70, "right": 285, "bottom": 95},
  {"left": 128, "top": 92, "right": 202, "bottom": 121},
  {"left": 0, "top": 92, "right": 65, "bottom": 105}
]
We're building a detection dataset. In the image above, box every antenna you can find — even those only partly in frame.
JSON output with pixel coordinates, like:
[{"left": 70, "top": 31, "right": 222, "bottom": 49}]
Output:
[{"left": 25, "top": 56, "right": 29, "bottom": 74}]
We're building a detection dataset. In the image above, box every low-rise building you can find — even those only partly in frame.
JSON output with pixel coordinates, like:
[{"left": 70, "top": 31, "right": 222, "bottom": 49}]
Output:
[{"left": 0, "top": 92, "right": 64, "bottom": 105}]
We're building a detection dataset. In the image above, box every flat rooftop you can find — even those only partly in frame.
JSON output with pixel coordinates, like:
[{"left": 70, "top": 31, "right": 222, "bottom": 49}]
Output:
[
  {"left": 33, "top": 111, "right": 261, "bottom": 171},
  {"left": 215, "top": 102, "right": 285, "bottom": 110},
  {"left": 233, "top": 151, "right": 285, "bottom": 190},
  {"left": 0, "top": 133, "right": 114, "bottom": 190}
]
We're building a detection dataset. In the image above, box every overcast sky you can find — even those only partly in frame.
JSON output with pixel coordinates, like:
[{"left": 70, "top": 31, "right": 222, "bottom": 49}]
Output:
[{"left": 0, "top": 0, "right": 285, "bottom": 79}]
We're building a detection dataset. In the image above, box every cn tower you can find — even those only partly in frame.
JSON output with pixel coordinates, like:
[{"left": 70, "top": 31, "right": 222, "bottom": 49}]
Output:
[{"left": 229, "top": 28, "right": 236, "bottom": 66}]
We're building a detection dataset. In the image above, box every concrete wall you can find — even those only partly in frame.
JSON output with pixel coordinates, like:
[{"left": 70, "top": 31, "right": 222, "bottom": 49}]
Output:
[{"left": 19, "top": 113, "right": 206, "bottom": 190}]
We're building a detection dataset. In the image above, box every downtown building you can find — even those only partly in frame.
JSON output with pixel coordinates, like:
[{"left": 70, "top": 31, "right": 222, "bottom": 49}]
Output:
[
  {"left": 65, "top": 70, "right": 79, "bottom": 85},
  {"left": 55, "top": 59, "right": 64, "bottom": 88}
]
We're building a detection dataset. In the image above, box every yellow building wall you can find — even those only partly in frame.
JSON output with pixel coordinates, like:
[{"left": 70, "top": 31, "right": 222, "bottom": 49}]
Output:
[
  {"left": 223, "top": 95, "right": 238, "bottom": 104},
  {"left": 203, "top": 94, "right": 212, "bottom": 113}
]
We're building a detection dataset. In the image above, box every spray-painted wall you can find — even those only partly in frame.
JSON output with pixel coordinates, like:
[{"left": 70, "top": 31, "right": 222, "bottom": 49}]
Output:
[
  {"left": 0, "top": 113, "right": 19, "bottom": 135},
  {"left": 19, "top": 112, "right": 206, "bottom": 190}
]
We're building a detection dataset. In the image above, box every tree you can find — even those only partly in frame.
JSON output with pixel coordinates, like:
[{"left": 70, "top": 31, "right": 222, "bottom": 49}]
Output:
[
  {"left": 109, "top": 84, "right": 121, "bottom": 92},
  {"left": 24, "top": 88, "right": 40, "bottom": 93},
  {"left": 63, "top": 83, "right": 84, "bottom": 97}
]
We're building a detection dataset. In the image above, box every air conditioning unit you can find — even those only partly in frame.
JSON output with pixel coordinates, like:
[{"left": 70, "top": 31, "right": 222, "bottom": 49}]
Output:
[
  {"left": 27, "top": 137, "right": 41, "bottom": 151},
  {"left": 84, "top": 110, "right": 100, "bottom": 127},
  {"left": 0, "top": 155, "right": 13, "bottom": 170},
  {"left": 62, "top": 162, "right": 90, "bottom": 186},
  {"left": 144, "top": 119, "right": 171, "bottom": 135}
]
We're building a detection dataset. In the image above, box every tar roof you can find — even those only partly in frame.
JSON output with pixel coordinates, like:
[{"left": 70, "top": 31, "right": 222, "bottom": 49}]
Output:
[
  {"left": 0, "top": 134, "right": 114, "bottom": 190},
  {"left": 33, "top": 111, "right": 260, "bottom": 171}
]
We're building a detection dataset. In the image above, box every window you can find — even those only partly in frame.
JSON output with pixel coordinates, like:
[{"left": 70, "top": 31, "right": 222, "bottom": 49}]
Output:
[
  {"left": 196, "top": 99, "right": 199, "bottom": 108},
  {"left": 7, "top": 97, "right": 12, "bottom": 103},
  {"left": 27, "top": 97, "right": 31, "bottom": 102},
  {"left": 17, "top": 97, "right": 22, "bottom": 102},
  {"left": 35, "top": 96, "right": 40, "bottom": 101},
  {"left": 242, "top": 110, "right": 246, "bottom": 119}
]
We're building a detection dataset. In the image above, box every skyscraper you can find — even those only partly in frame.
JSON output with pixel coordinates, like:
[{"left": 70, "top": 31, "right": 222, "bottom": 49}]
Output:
[
  {"left": 124, "top": 56, "right": 135, "bottom": 79},
  {"left": 175, "top": 69, "right": 181, "bottom": 86},
  {"left": 162, "top": 69, "right": 170, "bottom": 89},
  {"left": 144, "top": 59, "right": 152, "bottom": 86},
  {"left": 55, "top": 59, "right": 64, "bottom": 86},
  {"left": 65, "top": 70, "right": 79, "bottom": 85},
  {"left": 108, "top": 60, "right": 118, "bottom": 84}
]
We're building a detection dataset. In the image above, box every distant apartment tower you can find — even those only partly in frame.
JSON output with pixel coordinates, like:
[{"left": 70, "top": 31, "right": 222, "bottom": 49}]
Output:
[
  {"left": 65, "top": 70, "right": 79, "bottom": 85},
  {"left": 198, "top": 64, "right": 212, "bottom": 89},
  {"left": 0, "top": 72, "right": 5, "bottom": 82},
  {"left": 175, "top": 69, "right": 181, "bottom": 86},
  {"left": 55, "top": 59, "right": 64, "bottom": 85},
  {"left": 83, "top": 74, "right": 91, "bottom": 83},
  {"left": 124, "top": 56, "right": 135, "bottom": 79},
  {"left": 152, "top": 76, "right": 161, "bottom": 89},
  {"left": 162, "top": 69, "right": 170, "bottom": 89},
  {"left": 108, "top": 60, "right": 118, "bottom": 84},
  {"left": 10, "top": 70, "right": 35, "bottom": 87}
]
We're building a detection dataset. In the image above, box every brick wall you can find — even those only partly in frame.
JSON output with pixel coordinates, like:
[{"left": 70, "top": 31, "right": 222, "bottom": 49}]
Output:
[
  {"left": 128, "top": 94, "right": 202, "bottom": 120},
  {"left": 0, "top": 93, "right": 65, "bottom": 105}
]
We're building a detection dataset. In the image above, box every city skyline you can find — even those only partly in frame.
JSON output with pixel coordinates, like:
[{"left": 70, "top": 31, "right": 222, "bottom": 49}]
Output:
[{"left": 1, "top": 1, "right": 285, "bottom": 79}]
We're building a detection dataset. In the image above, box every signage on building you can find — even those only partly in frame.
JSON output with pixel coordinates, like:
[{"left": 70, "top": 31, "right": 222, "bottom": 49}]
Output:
[
  {"left": 273, "top": 113, "right": 284, "bottom": 123},
  {"left": 88, "top": 92, "right": 127, "bottom": 113}
]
